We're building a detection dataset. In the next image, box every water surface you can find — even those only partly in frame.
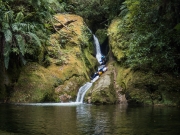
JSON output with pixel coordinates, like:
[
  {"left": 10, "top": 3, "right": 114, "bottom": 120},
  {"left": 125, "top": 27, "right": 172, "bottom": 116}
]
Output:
[{"left": 0, "top": 104, "right": 180, "bottom": 135}]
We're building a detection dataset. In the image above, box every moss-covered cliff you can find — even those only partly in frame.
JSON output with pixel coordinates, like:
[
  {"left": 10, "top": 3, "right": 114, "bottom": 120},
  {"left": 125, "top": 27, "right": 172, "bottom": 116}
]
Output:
[
  {"left": 4, "top": 14, "right": 97, "bottom": 103},
  {"left": 108, "top": 18, "right": 180, "bottom": 106}
]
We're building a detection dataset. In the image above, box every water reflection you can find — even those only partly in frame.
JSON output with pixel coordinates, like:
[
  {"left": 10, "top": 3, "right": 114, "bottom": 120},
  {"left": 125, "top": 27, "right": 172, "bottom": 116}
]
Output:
[{"left": 0, "top": 104, "right": 180, "bottom": 135}]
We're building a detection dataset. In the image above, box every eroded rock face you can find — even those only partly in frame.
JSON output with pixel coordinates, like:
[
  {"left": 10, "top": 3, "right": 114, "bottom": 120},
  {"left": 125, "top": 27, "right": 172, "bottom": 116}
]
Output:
[
  {"left": 115, "top": 66, "right": 180, "bottom": 106},
  {"left": 108, "top": 18, "right": 180, "bottom": 106},
  {"left": 9, "top": 14, "right": 97, "bottom": 103},
  {"left": 85, "top": 64, "right": 118, "bottom": 104}
]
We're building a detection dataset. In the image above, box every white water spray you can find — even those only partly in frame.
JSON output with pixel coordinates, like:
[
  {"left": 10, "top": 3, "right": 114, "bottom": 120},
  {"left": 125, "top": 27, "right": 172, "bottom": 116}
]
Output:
[
  {"left": 75, "top": 35, "right": 103, "bottom": 103},
  {"left": 76, "top": 82, "right": 93, "bottom": 103},
  {"left": 93, "top": 35, "right": 103, "bottom": 64}
]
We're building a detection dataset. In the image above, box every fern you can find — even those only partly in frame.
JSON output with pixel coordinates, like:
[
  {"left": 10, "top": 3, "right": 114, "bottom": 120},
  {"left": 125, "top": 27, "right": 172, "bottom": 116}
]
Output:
[
  {"left": 20, "top": 54, "right": 27, "bottom": 65},
  {"left": 4, "top": 55, "right": 10, "bottom": 69},
  {"left": 3, "top": 11, "right": 14, "bottom": 23},
  {"left": 3, "top": 43, "right": 11, "bottom": 69},
  {"left": 12, "top": 23, "right": 35, "bottom": 32},
  {"left": 15, "top": 34, "right": 26, "bottom": 56},
  {"left": 12, "top": 47, "right": 19, "bottom": 54},
  {"left": 27, "top": 32, "right": 41, "bottom": 46},
  {"left": 15, "top": 12, "right": 24, "bottom": 22},
  {"left": 4, "top": 29, "right": 12, "bottom": 43},
  {"left": 2, "top": 22, "right": 10, "bottom": 29},
  {"left": 119, "top": 2, "right": 128, "bottom": 17},
  {"left": 12, "top": 23, "right": 19, "bottom": 32},
  {"left": 0, "top": 0, "right": 57, "bottom": 69}
]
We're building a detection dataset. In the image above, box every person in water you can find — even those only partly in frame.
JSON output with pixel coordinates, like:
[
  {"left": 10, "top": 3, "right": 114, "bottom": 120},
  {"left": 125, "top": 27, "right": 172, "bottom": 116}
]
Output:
[
  {"left": 102, "top": 67, "right": 107, "bottom": 72},
  {"left": 99, "top": 66, "right": 108, "bottom": 73},
  {"left": 91, "top": 66, "right": 108, "bottom": 80},
  {"left": 100, "top": 55, "right": 106, "bottom": 65},
  {"left": 98, "top": 71, "right": 103, "bottom": 76},
  {"left": 90, "top": 72, "right": 99, "bottom": 80}
]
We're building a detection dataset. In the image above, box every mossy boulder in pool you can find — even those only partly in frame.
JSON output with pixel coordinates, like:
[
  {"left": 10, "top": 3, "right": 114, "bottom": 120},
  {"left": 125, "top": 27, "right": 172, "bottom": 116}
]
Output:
[{"left": 85, "top": 64, "right": 117, "bottom": 104}]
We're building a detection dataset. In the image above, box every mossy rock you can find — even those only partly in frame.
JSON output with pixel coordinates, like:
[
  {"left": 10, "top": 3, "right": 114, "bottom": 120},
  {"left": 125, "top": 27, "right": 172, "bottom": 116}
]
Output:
[
  {"left": 9, "top": 62, "right": 59, "bottom": 103},
  {"left": 115, "top": 64, "right": 180, "bottom": 106},
  {"left": 108, "top": 18, "right": 127, "bottom": 62},
  {"left": 85, "top": 64, "right": 117, "bottom": 104},
  {"left": 8, "top": 14, "right": 98, "bottom": 103},
  {"left": 55, "top": 76, "right": 87, "bottom": 101},
  {"left": 108, "top": 18, "right": 180, "bottom": 106}
]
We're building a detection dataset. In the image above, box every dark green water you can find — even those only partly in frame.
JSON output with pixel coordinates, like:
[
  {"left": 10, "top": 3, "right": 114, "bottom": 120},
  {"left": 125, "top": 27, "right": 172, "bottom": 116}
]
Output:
[{"left": 0, "top": 104, "right": 180, "bottom": 135}]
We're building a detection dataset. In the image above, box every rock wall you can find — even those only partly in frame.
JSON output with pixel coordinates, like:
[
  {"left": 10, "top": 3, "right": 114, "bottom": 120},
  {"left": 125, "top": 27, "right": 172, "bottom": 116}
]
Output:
[
  {"left": 108, "top": 17, "right": 180, "bottom": 106},
  {"left": 84, "top": 62, "right": 127, "bottom": 105},
  {"left": 8, "top": 14, "right": 97, "bottom": 103}
]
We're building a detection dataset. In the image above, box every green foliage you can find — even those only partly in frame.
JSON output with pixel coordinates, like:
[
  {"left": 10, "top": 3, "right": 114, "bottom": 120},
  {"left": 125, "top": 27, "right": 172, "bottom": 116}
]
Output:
[
  {"left": 15, "top": 34, "right": 26, "bottom": 55},
  {"left": 27, "top": 32, "right": 41, "bottom": 47},
  {"left": 0, "top": 0, "right": 60, "bottom": 69},
  {"left": 3, "top": 43, "right": 11, "bottom": 69},
  {"left": 116, "top": 0, "right": 180, "bottom": 73},
  {"left": 63, "top": 0, "right": 123, "bottom": 26}
]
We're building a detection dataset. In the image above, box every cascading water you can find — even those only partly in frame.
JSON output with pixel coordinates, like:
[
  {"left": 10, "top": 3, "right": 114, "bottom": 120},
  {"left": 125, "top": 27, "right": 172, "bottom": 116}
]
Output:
[
  {"left": 75, "top": 34, "right": 102, "bottom": 103},
  {"left": 75, "top": 82, "right": 92, "bottom": 102},
  {"left": 93, "top": 35, "right": 103, "bottom": 64},
  {"left": 17, "top": 34, "right": 102, "bottom": 106}
]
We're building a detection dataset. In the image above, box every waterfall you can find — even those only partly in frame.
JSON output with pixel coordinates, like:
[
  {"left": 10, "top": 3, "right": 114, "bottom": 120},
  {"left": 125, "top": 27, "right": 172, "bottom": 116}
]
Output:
[
  {"left": 73, "top": 34, "right": 102, "bottom": 103},
  {"left": 93, "top": 35, "right": 102, "bottom": 64},
  {"left": 16, "top": 34, "right": 102, "bottom": 106},
  {"left": 75, "top": 34, "right": 102, "bottom": 103},
  {"left": 76, "top": 82, "right": 93, "bottom": 103}
]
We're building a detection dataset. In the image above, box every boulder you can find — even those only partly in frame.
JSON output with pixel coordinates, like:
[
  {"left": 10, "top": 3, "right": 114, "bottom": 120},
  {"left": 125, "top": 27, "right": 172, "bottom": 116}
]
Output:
[{"left": 85, "top": 63, "right": 117, "bottom": 104}]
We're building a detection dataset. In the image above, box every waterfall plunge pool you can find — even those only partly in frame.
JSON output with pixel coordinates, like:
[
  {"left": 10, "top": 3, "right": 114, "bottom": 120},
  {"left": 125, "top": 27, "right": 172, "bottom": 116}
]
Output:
[{"left": 1, "top": 104, "right": 180, "bottom": 135}]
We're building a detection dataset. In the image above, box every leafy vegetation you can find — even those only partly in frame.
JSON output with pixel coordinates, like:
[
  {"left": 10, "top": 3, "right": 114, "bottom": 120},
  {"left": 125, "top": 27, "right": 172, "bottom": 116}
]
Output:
[
  {"left": 116, "top": 0, "right": 180, "bottom": 73},
  {"left": 0, "top": 0, "right": 60, "bottom": 69},
  {"left": 1, "top": 0, "right": 180, "bottom": 74},
  {"left": 0, "top": 0, "right": 123, "bottom": 69},
  {"left": 62, "top": 0, "right": 123, "bottom": 29}
]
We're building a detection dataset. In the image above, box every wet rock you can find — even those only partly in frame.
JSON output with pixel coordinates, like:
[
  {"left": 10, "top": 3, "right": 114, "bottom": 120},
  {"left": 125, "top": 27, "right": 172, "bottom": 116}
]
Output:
[
  {"left": 86, "top": 64, "right": 117, "bottom": 104},
  {"left": 59, "top": 93, "right": 72, "bottom": 102}
]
